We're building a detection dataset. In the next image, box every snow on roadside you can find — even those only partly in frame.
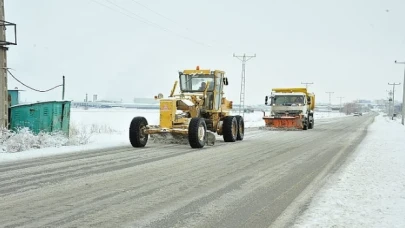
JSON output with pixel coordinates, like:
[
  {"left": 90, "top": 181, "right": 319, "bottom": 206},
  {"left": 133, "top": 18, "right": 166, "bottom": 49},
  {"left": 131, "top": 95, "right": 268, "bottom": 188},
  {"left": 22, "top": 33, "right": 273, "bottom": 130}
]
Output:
[
  {"left": 0, "top": 134, "right": 130, "bottom": 163},
  {"left": 292, "top": 114, "right": 405, "bottom": 228}
]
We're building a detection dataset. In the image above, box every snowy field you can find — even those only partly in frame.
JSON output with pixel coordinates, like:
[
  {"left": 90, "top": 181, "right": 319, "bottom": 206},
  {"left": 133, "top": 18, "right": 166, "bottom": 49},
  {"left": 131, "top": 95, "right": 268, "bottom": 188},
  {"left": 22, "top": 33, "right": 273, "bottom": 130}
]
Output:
[
  {"left": 0, "top": 108, "right": 346, "bottom": 162},
  {"left": 292, "top": 114, "right": 405, "bottom": 228}
]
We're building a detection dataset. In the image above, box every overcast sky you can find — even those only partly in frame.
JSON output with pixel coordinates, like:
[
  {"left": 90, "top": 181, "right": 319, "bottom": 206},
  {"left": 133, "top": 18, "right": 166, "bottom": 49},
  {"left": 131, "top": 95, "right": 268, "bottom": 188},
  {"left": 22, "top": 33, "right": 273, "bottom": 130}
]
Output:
[{"left": 5, "top": 0, "right": 405, "bottom": 105}]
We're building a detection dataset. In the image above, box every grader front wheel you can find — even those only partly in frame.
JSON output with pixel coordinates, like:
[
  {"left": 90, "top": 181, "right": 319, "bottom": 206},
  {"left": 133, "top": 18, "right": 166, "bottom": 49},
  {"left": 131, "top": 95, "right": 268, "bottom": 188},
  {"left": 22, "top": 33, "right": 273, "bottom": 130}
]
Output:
[
  {"left": 235, "top": 115, "right": 244, "bottom": 141},
  {"left": 129, "top": 116, "right": 149, "bottom": 147},
  {"left": 223, "top": 116, "right": 238, "bottom": 142},
  {"left": 188, "top": 117, "right": 207, "bottom": 148}
]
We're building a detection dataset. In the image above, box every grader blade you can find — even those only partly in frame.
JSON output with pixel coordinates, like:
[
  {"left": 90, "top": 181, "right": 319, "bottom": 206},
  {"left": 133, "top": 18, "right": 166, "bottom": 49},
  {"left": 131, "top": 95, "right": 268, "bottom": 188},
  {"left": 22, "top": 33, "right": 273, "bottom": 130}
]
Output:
[
  {"left": 149, "top": 133, "right": 188, "bottom": 145},
  {"left": 262, "top": 116, "right": 303, "bottom": 130},
  {"left": 150, "top": 133, "right": 190, "bottom": 145},
  {"left": 147, "top": 127, "right": 216, "bottom": 146},
  {"left": 206, "top": 131, "right": 216, "bottom": 146}
]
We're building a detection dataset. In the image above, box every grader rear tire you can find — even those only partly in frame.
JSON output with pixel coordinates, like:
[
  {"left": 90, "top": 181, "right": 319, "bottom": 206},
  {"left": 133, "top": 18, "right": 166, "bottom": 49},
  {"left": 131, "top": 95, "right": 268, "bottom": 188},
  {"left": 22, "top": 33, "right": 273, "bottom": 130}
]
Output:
[
  {"left": 235, "top": 115, "right": 245, "bottom": 141},
  {"left": 223, "top": 116, "right": 238, "bottom": 142},
  {"left": 129, "top": 116, "right": 149, "bottom": 147},
  {"left": 188, "top": 117, "right": 207, "bottom": 148}
]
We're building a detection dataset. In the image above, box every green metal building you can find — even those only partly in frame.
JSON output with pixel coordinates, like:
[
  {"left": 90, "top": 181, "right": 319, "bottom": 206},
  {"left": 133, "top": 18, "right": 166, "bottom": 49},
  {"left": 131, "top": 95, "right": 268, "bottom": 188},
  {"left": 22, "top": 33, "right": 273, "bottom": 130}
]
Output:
[{"left": 8, "top": 90, "right": 71, "bottom": 135}]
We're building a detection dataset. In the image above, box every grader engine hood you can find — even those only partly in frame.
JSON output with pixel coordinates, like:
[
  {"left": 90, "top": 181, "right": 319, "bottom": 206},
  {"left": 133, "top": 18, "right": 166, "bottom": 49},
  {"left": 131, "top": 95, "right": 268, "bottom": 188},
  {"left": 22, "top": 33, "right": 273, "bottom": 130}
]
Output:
[{"left": 178, "top": 99, "right": 195, "bottom": 107}]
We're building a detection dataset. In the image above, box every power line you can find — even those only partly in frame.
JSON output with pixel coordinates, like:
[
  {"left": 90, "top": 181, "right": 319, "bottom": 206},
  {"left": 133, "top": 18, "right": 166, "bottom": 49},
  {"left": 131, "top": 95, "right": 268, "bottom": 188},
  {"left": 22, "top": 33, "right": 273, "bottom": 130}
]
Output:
[
  {"left": 233, "top": 53, "right": 256, "bottom": 118},
  {"left": 129, "top": 0, "right": 183, "bottom": 28},
  {"left": 7, "top": 69, "right": 63, "bottom": 92},
  {"left": 127, "top": 0, "right": 234, "bottom": 52},
  {"left": 90, "top": 0, "right": 211, "bottom": 48}
]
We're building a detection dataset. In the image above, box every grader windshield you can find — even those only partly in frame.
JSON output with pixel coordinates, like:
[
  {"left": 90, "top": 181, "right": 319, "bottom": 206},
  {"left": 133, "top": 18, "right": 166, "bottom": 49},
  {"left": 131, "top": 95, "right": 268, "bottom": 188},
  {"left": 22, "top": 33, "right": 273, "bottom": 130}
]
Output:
[{"left": 179, "top": 73, "right": 215, "bottom": 92}]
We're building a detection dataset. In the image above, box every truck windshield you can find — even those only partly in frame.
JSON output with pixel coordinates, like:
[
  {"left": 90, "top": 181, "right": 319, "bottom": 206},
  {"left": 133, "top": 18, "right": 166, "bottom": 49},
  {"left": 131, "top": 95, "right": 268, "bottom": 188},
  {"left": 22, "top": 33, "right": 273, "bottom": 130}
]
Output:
[
  {"left": 179, "top": 74, "right": 215, "bottom": 92},
  {"left": 273, "top": 95, "right": 305, "bottom": 105}
]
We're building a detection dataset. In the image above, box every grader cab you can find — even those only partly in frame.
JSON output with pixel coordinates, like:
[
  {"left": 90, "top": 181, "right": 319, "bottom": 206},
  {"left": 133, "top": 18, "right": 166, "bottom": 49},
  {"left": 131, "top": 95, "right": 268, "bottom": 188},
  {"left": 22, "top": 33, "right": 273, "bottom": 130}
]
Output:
[{"left": 129, "top": 66, "right": 245, "bottom": 149}]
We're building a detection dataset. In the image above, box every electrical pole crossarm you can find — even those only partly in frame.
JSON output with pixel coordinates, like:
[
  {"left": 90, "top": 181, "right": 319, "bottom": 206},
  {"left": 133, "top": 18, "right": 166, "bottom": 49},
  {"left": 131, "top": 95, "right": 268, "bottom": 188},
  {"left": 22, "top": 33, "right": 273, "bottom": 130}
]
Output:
[{"left": 301, "top": 82, "right": 313, "bottom": 89}]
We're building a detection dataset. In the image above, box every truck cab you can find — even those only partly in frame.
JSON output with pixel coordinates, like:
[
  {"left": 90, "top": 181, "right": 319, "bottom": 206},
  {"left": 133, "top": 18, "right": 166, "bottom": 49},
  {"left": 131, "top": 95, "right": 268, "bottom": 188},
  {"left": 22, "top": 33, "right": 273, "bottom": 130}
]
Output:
[{"left": 263, "top": 87, "right": 315, "bottom": 130}]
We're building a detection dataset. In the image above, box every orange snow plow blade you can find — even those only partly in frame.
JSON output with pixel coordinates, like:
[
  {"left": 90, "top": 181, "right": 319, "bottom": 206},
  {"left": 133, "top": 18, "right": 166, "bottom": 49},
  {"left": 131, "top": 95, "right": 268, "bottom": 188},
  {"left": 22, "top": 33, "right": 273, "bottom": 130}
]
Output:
[{"left": 263, "top": 116, "right": 303, "bottom": 129}]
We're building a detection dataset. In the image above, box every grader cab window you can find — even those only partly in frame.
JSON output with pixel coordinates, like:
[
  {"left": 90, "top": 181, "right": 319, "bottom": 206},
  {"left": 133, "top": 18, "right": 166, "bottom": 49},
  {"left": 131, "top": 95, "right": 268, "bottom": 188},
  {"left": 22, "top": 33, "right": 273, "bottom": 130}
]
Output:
[{"left": 179, "top": 74, "right": 215, "bottom": 92}]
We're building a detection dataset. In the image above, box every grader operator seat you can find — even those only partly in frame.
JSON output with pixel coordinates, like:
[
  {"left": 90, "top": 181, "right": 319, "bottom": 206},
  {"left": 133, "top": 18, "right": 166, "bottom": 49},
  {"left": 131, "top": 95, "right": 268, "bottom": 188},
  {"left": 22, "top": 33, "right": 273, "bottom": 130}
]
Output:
[
  {"left": 198, "top": 82, "right": 207, "bottom": 91},
  {"left": 195, "top": 81, "right": 214, "bottom": 110}
]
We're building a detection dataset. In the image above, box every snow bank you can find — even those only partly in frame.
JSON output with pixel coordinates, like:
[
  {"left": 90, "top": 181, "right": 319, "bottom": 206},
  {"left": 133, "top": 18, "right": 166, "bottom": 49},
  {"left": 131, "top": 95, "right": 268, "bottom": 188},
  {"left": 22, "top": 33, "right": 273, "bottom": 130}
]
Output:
[
  {"left": 0, "top": 127, "right": 69, "bottom": 153},
  {"left": 292, "top": 114, "right": 405, "bottom": 228}
]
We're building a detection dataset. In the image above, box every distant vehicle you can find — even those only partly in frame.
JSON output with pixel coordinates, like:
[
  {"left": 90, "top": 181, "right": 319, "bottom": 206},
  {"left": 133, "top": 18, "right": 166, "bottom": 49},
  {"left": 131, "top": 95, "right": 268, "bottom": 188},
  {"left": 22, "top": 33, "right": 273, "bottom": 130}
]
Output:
[
  {"left": 353, "top": 112, "right": 362, "bottom": 116},
  {"left": 263, "top": 87, "right": 315, "bottom": 130}
]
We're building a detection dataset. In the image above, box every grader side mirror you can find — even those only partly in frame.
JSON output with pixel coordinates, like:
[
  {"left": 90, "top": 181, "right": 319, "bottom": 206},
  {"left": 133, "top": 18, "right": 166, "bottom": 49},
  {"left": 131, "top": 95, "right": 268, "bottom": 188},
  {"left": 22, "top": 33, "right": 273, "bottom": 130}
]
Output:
[
  {"left": 265, "top": 96, "right": 268, "bottom": 105},
  {"left": 223, "top": 77, "right": 229, "bottom": 86},
  {"left": 154, "top": 93, "right": 164, "bottom": 99}
]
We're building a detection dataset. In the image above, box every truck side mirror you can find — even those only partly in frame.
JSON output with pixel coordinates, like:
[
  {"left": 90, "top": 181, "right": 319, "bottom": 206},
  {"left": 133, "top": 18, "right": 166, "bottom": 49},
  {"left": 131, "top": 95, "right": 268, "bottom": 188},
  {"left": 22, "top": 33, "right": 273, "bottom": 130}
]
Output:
[
  {"left": 223, "top": 77, "right": 229, "bottom": 86},
  {"left": 265, "top": 96, "right": 268, "bottom": 105}
]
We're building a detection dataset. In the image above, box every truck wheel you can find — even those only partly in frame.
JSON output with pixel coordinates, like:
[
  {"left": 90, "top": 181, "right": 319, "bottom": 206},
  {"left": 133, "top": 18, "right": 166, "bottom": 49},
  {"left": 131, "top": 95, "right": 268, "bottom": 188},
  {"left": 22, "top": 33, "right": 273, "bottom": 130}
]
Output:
[
  {"left": 303, "top": 117, "right": 308, "bottom": 130},
  {"left": 308, "top": 116, "right": 314, "bottom": 129},
  {"left": 188, "top": 117, "right": 207, "bottom": 148},
  {"left": 223, "top": 116, "right": 237, "bottom": 142},
  {"left": 235, "top": 115, "right": 244, "bottom": 141},
  {"left": 129, "top": 116, "right": 149, "bottom": 147}
]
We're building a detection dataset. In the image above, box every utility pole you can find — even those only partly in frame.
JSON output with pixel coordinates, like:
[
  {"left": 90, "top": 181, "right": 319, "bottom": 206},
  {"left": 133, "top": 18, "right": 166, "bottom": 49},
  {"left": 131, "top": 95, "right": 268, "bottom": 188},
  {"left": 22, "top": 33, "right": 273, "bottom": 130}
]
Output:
[
  {"left": 0, "top": 0, "right": 7, "bottom": 129},
  {"left": 388, "top": 82, "right": 400, "bottom": 120},
  {"left": 394, "top": 60, "right": 405, "bottom": 125},
  {"left": 62, "top": 75, "right": 65, "bottom": 100},
  {"left": 337, "top": 96, "right": 344, "bottom": 114},
  {"left": 301, "top": 82, "right": 313, "bottom": 89},
  {"left": 0, "top": 0, "right": 17, "bottom": 129},
  {"left": 387, "top": 90, "right": 393, "bottom": 116},
  {"left": 325, "top": 92, "right": 334, "bottom": 111},
  {"left": 233, "top": 53, "right": 256, "bottom": 118}
]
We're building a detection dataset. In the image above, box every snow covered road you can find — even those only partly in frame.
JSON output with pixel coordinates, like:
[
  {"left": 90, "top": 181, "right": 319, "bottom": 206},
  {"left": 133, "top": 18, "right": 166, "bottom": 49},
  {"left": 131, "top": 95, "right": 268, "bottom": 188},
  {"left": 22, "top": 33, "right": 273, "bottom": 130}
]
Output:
[{"left": 0, "top": 114, "right": 375, "bottom": 228}]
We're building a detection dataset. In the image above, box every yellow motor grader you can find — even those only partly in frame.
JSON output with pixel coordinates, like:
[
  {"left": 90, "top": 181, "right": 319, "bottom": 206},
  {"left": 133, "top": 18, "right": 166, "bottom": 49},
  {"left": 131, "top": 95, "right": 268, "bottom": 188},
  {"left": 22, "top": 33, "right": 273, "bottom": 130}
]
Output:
[{"left": 129, "top": 66, "right": 244, "bottom": 149}]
